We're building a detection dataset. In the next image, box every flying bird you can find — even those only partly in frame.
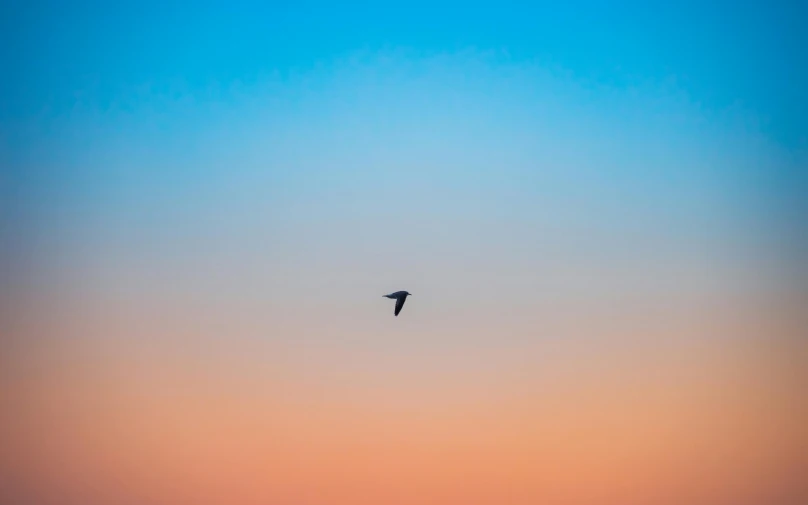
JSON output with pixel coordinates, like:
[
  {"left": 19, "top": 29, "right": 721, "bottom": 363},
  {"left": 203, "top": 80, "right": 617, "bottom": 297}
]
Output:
[{"left": 383, "top": 291, "right": 412, "bottom": 316}]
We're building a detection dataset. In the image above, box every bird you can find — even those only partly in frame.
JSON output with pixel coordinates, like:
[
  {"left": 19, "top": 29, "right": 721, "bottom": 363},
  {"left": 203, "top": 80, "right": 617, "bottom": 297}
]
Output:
[{"left": 383, "top": 291, "right": 412, "bottom": 316}]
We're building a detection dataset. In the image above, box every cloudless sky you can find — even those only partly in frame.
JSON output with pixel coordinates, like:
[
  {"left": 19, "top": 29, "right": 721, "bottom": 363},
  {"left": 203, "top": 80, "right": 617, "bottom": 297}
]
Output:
[
  {"left": 1, "top": 0, "right": 805, "bottom": 354},
  {"left": 2, "top": 1, "right": 806, "bottom": 142},
  {"left": 1, "top": 3, "right": 806, "bottom": 504}
]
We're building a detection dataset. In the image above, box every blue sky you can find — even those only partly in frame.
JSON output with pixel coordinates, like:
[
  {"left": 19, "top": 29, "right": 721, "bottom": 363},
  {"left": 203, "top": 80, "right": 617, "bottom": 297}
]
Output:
[
  {"left": 2, "top": 1, "right": 806, "bottom": 146},
  {"left": 1, "top": 1, "right": 805, "bottom": 310}
]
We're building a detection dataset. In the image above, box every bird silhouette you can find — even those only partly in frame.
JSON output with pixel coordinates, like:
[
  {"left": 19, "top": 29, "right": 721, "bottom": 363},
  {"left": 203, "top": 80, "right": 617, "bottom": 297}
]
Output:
[{"left": 383, "top": 291, "right": 412, "bottom": 316}]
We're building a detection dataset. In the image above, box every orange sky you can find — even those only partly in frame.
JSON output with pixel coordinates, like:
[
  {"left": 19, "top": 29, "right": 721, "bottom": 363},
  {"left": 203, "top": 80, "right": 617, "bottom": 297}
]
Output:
[{"left": 2, "top": 297, "right": 805, "bottom": 505}]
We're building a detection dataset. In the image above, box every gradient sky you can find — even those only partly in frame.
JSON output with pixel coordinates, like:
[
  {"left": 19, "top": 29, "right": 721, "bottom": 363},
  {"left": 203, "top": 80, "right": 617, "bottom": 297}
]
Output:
[{"left": 1, "top": 2, "right": 806, "bottom": 505}]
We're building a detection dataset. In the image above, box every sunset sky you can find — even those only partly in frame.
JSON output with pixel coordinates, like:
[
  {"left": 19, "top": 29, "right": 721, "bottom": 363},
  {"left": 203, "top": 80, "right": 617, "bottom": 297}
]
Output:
[{"left": 2, "top": 2, "right": 806, "bottom": 504}]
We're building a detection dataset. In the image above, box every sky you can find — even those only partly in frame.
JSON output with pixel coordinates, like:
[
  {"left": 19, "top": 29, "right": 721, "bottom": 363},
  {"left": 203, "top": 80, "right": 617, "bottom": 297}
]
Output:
[{"left": 1, "top": 2, "right": 807, "bottom": 505}]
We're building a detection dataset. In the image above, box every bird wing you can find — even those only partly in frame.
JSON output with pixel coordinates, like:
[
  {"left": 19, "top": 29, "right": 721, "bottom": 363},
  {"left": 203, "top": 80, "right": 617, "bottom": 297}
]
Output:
[{"left": 394, "top": 295, "right": 406, "bottom": 316}]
